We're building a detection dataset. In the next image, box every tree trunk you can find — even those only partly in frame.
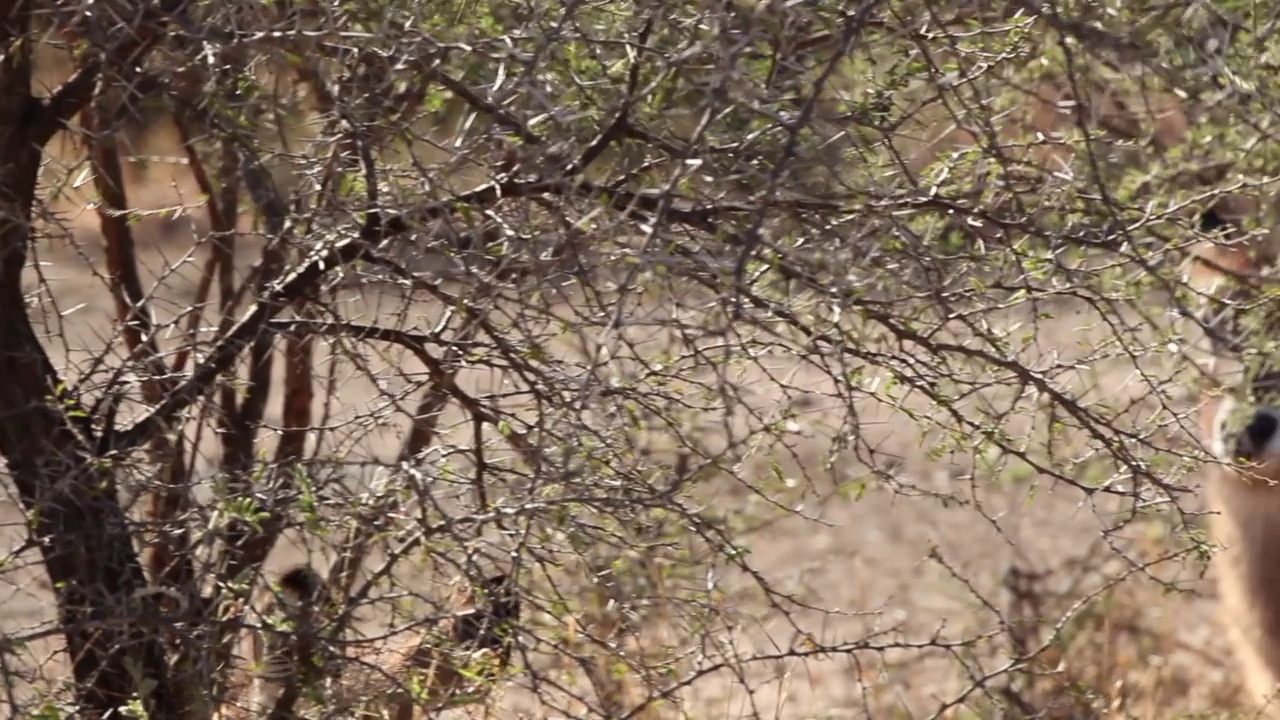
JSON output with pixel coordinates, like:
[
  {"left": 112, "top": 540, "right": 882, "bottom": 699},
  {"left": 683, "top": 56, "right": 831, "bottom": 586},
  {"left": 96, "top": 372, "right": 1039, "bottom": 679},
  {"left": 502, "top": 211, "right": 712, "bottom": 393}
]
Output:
[{"left": 0, "top": 5, "right": 177, "bottom": 716}]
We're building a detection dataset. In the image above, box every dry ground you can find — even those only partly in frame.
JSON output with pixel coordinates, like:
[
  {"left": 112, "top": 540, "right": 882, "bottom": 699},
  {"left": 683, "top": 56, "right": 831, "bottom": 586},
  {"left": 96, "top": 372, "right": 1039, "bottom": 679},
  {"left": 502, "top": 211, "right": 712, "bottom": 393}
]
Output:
[{"left": 0, "top": 84, "right": 1250, "bottom": 720}]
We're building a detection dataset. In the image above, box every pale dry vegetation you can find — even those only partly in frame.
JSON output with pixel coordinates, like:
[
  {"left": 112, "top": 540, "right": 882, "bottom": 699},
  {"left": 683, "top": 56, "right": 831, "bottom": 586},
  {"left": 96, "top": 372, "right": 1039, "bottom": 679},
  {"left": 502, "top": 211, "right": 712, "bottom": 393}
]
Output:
[{"left": 0, "top": 0, "right": 1277, "bottom": 718}]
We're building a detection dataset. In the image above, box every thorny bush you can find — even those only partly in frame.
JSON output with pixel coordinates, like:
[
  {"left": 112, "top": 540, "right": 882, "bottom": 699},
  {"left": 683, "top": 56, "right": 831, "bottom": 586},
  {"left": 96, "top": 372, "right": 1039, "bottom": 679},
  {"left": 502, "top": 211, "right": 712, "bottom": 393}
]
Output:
[{"left": 0, "top": 0, "right": 1268, "bottom": 717}]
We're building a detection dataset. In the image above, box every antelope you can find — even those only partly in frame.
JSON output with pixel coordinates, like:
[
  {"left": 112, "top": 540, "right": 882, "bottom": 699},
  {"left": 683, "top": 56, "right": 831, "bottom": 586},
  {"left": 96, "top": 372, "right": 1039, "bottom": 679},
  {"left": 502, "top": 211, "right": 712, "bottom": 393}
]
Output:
[
  {"left": 323, "top": 572, "right": 520, "bottom": 718},
  {"left": 251, "top": 564, "right": 333, "bottom": 715},
  {"left": 1186, "top": 203, "right": 1280, "bottom": 713},
  {"left": 1198, "top": 395, "right": 1280, "bottom": 713},
  {"left": 213, "top": 565, "right": 519, "bottom": 719}
]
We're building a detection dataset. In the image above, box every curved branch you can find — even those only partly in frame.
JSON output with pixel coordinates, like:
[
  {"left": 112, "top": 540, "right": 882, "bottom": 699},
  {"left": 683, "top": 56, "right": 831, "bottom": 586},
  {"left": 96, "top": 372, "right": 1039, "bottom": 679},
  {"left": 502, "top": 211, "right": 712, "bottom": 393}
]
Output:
[{"left": 34, "top": 1, "right": 189, "bottom": 147}]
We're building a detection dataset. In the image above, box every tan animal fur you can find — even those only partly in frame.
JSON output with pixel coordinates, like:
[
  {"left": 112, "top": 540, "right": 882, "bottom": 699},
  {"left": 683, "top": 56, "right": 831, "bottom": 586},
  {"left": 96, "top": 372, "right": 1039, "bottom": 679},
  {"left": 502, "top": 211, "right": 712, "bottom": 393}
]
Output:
[
  {"left": 1190, "top": 217, "right": 1280, "bottom": 713},
  {"left": 213, "top": 566, "right": 519, "bottom": 719},
  {"left": 1199, "top": 395, "right": 1280, "bottom": 712}
]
